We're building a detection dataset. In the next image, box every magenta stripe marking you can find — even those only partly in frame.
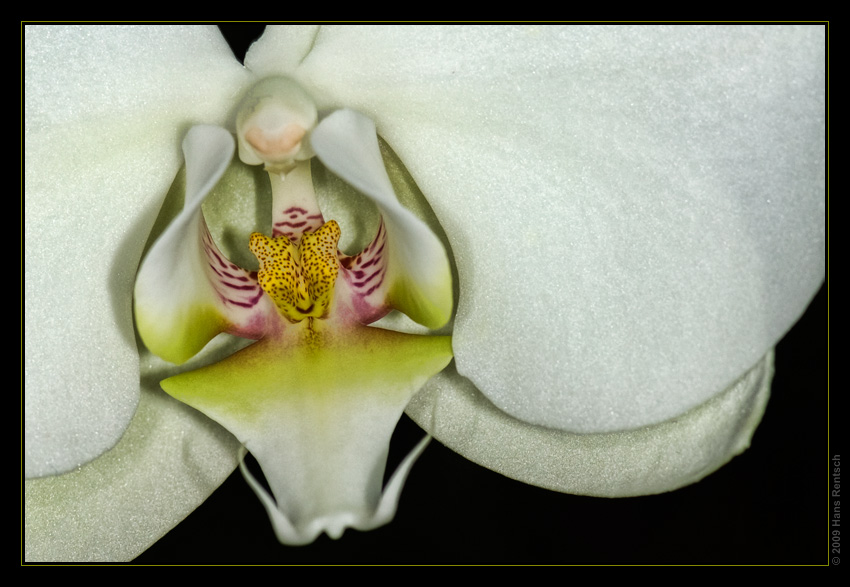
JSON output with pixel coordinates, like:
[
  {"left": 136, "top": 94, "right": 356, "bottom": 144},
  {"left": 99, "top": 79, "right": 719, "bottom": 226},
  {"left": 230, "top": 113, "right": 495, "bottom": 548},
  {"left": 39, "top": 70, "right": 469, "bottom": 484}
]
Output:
[
  {"left": 361, "top": 256, "right": 381, "bottom": 269},
  {"left": 365, "top": 277, "right": 385, "bottom": 296},
  {"left": 210, "top": 249, "right": 228, "bottom": 269},
  {"left": 229, "top": 290, "right": 265, "bottom": 308},
  {"left": 353, "top": 269, "right": 382, "bottom": 288},
  {"left": 223, "top": 282, "right": 257, "bottom": 291}
]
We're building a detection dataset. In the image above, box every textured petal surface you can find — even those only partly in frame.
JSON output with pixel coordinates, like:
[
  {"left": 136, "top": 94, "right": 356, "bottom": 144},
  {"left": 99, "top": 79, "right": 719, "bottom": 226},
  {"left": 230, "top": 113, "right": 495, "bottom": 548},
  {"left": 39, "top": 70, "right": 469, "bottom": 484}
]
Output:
[
  {"left": 24, "top": 341, "right": 243, "bottom": 562},
  {"left": 25, "top": 25, "right": 250, "bottom": 477},
  {"left": 249, "top": 25, "right": 825, "bottom": 432},
  {"left": 406, "top": 351, "right": 773, "bottom": 497}
]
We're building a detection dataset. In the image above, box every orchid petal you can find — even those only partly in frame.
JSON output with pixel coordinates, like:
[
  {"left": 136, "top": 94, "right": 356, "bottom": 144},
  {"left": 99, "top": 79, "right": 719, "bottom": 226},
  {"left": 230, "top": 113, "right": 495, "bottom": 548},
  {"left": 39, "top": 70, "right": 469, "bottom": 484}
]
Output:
[
  {"left": 254, "top": 25, "right": 824, "bottom": 432},
  {"left": 134, "top": 125, "right": 275, "bottom": 364},
  {"left": 159, "top": 325, "right": 452, "bottom": 544},
  {"left": 25, "top": 24, "right": 250, "bottom": 478},
  {"left": 310, "top": 109, "right": 453, "bottom": 329}
]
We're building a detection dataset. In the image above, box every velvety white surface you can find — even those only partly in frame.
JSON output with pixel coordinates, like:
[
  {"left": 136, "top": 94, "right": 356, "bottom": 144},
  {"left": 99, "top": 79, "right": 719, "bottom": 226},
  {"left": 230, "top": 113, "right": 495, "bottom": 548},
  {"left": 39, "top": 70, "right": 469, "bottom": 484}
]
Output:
[
  {"left": 24, "top": 344, "right": 242, "bottom": 562},
  {"left": 24, "top": 25, "right": 250, "bottom": 477},
  {"left": 250, "top": 25, "right": 825, "bottom": 432},
  {"left": 407, "top": 351, "right": 773, "bottom": 497}
]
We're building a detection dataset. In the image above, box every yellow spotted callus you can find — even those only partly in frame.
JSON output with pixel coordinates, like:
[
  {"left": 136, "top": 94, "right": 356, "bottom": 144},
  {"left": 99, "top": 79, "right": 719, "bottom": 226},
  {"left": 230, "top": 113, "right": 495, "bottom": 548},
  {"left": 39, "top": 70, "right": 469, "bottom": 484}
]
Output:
[{"left": 249, "top": 220, "right": 341, "bottom": 323}]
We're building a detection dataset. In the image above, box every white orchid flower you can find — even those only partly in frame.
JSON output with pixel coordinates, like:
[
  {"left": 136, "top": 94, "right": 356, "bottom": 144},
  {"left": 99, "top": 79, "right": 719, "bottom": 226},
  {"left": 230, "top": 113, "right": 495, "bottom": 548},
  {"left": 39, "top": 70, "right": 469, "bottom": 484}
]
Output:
[{"left": 24, "top": 25, "right": 825, "bottom": 562}]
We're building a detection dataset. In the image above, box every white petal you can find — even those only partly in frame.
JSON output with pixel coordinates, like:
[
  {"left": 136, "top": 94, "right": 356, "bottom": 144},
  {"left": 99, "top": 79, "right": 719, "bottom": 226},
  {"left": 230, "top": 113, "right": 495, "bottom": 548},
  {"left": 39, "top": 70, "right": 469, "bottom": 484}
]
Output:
[
  {"left": 25, "top": 25, "right": 250, "bottom": 477},
  {"left": 252, "top": 25, "right": 824, "bottom": 432}
]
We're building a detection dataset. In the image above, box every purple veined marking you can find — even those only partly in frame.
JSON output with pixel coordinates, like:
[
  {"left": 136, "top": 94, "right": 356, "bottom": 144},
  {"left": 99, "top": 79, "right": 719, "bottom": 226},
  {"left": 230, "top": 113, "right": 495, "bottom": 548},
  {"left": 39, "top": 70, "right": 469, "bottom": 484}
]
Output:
[
  {"left": 352, "top": 268, "right": 382, "bottom": 288},
  {"left": 201, "top": 222, "right": 263, "bottom": 310},
  {"left": 340, "top": 220, "right": 388, "bottom": 305}
]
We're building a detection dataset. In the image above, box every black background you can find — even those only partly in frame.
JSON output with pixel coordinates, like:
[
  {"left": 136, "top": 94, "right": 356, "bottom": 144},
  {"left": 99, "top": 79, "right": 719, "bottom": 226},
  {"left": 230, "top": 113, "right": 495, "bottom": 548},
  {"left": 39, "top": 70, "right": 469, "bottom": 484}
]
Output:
[{"left": 136, "top": 26, "right": 829, "bottom": 565}]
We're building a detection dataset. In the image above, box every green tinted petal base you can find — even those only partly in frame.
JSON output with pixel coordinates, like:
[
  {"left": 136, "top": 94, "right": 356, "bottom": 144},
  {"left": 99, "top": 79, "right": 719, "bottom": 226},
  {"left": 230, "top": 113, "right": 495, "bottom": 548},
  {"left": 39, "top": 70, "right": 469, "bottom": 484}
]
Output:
[{"left": 161, "top": 325, "right": 452, "bottom": 544}]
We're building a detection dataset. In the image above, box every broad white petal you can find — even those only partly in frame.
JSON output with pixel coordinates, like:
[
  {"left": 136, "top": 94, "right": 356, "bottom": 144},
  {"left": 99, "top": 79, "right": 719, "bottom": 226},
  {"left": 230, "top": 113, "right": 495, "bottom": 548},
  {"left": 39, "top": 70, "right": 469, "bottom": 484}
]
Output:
[
  {"left": 25, "top": 25, "right": 250, "bottom": 477},
  {"left": 251, "top": 25, "right": 824, "bottom": 432}
]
